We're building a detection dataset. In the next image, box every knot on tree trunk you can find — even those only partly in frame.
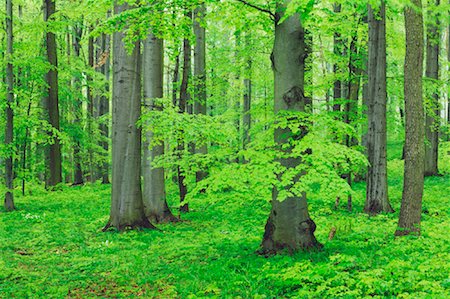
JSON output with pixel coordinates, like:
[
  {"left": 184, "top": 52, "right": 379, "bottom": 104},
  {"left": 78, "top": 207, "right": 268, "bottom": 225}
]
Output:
[{"left": 283, "top": 86, "right": 304, "bottom": 108}]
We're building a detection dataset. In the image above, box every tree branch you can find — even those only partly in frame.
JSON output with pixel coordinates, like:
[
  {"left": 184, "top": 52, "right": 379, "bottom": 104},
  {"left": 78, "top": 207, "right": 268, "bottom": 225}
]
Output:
[{"left": 236, "top": 0, "right": 276, "bottom": 20}]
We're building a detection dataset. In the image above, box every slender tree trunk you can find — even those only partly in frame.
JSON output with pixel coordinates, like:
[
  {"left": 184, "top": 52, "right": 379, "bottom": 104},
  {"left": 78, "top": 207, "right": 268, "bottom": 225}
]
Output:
[
  {"left": 424, "top": 0, "right": 440, "bottom": 176},
  {"left": 194, "top": 4, "right": 208, "bottom": 181},
  {"left": 87, "top": 28, "right": 95, "bottom": 183},
  {"left": 178, "top": 29, "right": 191, "bottom": 213},
  {"left": 98, "top": 29, "right": 111, "bottom": 184},
  {"left": 261, "top": 0, "right": 321, "bottom": 253},
  {"left": 44, "top": 0, "right": 62, "bottom": 187},
  {"left": 72, "top": 23, "right": 84, "bottom": 185},
  {"left": 243, "top": 33, "right": 252, "bottom": 152},
  {"left": 103, "top": 2, "right": 156, "bottom": 231},
  {"left": 365, "top": 2, "right": 394, "bottom": 214},
  {"left": 142, "top": 32, "right": 177, "bottom": 223},
  {"left": 396, "top": 0, "right": 425, "bottom": 236},
  {"left": 333, "top": 3, "right": 342, "bottom": 113},
  {"left": 4, "top": 0, "right": 15, "bottom": 211}
]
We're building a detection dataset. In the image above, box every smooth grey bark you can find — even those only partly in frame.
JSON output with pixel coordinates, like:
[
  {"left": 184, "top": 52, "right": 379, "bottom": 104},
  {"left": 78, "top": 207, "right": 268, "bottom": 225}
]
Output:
[
  {"left": 424, "top": 0, "right": 440, "bottom": 176},
  {"left": 365, "top": 2, "right": 394, "bottom": 214},
  {"left": 103, "top": 2, "right": 155, "bottom": 231},
  {"left": 44, "top": 0, "right": 62, "bottom": 187},
  {"left": 261, "top": 0, "right": 321, "bottom": 253},
  {"left": 72, "top": 23, "right": 84, "bottom": 186},
  {"left": 4, "top": 0, "right": 15, "bottom": 211},
  {"left": 396, "top": 0, "right": 425, "bottom": 236},
  {"left": 194, "top": 5, "right": 208, "bottom": 182},
  {"left": 142, "top": 32, "right": 177, "bottom": 223},
  {"left": 243, "top": 33, "right": 252, "bottom": 151}
]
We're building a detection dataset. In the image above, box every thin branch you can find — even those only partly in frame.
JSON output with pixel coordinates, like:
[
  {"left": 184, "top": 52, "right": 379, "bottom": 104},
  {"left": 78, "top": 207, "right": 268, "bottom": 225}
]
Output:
[{"left": 236, "top": 0, "right": 276, "bottom": 20}]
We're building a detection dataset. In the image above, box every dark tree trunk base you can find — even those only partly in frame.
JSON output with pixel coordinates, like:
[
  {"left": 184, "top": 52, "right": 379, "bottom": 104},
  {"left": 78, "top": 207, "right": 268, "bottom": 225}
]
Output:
[{"left": 4, "top": 192, "right": 15, "bottom": 211}]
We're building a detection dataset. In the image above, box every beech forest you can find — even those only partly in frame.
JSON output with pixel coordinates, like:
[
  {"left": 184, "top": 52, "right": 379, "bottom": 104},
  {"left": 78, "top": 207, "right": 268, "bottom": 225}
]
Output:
[{"left": 0, "top": 0, "right": 449, "bottom": 297}]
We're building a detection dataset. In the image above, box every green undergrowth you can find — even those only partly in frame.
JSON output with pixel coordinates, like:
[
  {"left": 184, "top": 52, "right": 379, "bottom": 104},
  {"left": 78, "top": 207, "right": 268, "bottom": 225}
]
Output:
[{"left": 1, "top": 157, "right": 449, "bottom": 298}]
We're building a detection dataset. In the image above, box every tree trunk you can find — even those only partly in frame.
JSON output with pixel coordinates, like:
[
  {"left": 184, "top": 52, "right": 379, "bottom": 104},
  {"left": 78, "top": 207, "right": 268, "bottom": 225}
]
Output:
[
  {"left": 424, "top": 0, "right": 440, "bottom": 176},
  {"left": 87, "top": 28, "right": 95, "bottom": 183},
  {"left": 142, "top": 32, "right": 177, "bottom": 223},
  {"left": 261, "top": 0, "right": 321, "bottom": 253},
  {"left": 243, "top": 33, "right": 252, "bottom": 152},
  {"left": 333, "top": 3, "right": 342, "bottom": 113},
  {"left": 99, "top": 30, "right": 111, "bottom": 184},
  {"left": 44, "top": 0, "right": 62, "bottom": 187},
  {"left": 194, "top": 4, "right": 208, "bottom": 182},
  {"left": 72, "top": 22, "right": 84, "bottom": 186},
  {"left": 395, "top": 0, "right": 425, "bottom": 236},
  {"left": 103, "top": 2, "right": 155, "bottom": 231},
  {"left": 4, "top": 0, "right": 15, "bottom": 211},
  {"left": 178, "top": 31, "right": 191, "bottom": 213},
  {"left": 365, "top": 2, "right": 394, "bottom": 214}
]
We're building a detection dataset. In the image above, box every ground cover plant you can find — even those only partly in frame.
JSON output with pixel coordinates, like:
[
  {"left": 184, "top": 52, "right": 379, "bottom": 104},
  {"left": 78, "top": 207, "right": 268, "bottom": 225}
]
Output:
[{"left": 1, "top": 143, "right": 449, "bottom": 298}]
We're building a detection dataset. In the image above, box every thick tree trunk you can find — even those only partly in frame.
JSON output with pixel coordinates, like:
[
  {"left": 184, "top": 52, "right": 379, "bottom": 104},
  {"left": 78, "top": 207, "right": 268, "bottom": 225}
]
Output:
[
  {"left": 261, "top": 0, "right": 321, "bottom": 253},
  {"left": 72, "top": 23, "right": 84, "bottom": 186},
  {"left": 424, "top": 0, "right": 440, "bottom": 176},
  {"left": 396, "top": 0, "right": 425, "bottom": 236},
  {"left": 4, "top": 0, "right": 15, "bottom": 211},
  {"left": 44, "top": 0, "right": 62, "bottom": 187},
  {"left": 178, "top": 33, "right": 191, "bottom": 213},
  {"left": 142, "top": 32, "right": 177, "bottom": 223},
  {"left": 365, "top": 2, "right": 394, "bottom": 214},
  {"left": 194, "top": 5, "right": 208, "bottom": 182},
  {"left": 104, "top": 2, "right": 155, "bottom": 231}
]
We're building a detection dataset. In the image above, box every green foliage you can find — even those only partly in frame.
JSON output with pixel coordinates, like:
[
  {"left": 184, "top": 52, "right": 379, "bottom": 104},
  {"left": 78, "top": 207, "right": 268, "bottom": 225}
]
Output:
[{"left": 1, "top": 158, "right": 449, "bottom": 297}]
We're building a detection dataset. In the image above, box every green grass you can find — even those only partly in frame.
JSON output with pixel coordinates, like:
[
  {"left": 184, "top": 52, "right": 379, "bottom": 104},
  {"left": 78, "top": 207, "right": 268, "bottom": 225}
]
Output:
[{"left": 1, "top": 155, "right": 449, "bottom": 298}]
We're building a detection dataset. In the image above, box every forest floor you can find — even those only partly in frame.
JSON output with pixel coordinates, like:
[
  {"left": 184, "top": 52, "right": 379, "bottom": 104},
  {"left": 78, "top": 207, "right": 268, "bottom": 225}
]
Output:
[{"left": 1, "top": 142, "right": 449, "bottom": 298}]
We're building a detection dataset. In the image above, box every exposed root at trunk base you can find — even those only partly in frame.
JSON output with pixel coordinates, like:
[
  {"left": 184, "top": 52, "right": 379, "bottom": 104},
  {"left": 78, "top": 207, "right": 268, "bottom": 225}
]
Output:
[{"left": 102, "top": 218, "right": 159, "bottom": 232}]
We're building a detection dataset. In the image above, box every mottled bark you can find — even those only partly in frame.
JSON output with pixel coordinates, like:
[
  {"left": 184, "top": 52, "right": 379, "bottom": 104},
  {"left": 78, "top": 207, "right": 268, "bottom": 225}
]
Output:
[
  {"left": 4, "top": 0, "right": 15, "bottom": 211},
  {"left": 424, "top": 0, "right": 440, "bottom": 176},
  {"left": 365, "top": 2, "right": 393, "bottom": 214},
  {"left": 104, "top": 2, "right": 155, "bottom": 231},
  {"left": 142, "top": 32, "right": 177, "bottom": 223},
  {"left": 44, "top": 0, "right": 62, "bottom": 187},
  {"left": 396, "top": 0, "right": 425, "bottom": 236},
  {"left": 87, "top": 28, "right": 95, "bottom": 183},
  {"left": 194, "top": 5, "right": 208, "bottom": 181},
  {"left": 261, "top": 0, "right": 321, "bottom": 253}
]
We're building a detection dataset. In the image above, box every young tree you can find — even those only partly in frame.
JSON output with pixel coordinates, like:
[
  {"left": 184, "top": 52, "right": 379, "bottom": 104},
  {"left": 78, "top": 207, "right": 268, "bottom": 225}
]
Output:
[
  {"left": 103, "top": 2, "right": 155, "bottom": 231},
  {"left": 44, "top": 0, "right": 62, "bottom": 187},
  {"left": 142, "top": 32, "right": 178, "bottom": 223},
  {"left": 260, "top": 0, "right": 321, "bottom": 253},
  {"left": 396, "top": 0, "right": 425, "bottom": 236},
  {"left": 424, "top": 0, "right": 440, "bottom": 176},
  {"left": 364, "top": 1, "right": 394, "bottom": 214},
  {"left": 4, "top": 0, "right": 15, "bottom": 211}
]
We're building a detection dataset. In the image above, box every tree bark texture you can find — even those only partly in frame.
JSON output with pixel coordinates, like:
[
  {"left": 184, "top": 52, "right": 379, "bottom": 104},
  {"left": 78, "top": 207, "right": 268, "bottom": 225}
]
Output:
[
  {"left": 104, "top": 2, "right": 155, "bottom": 231},
  {"left": 396, "top": 0, "right": 425, "bottom": 236},
  {"left": 424, "top": 0, "right": 440, "bottom": 176},
  {"left": 44, "top": 0, "right": 62, "bottom": 187},
  {"left": 4, "top": 0, "right": 15, "bottom": 211},
  {"left": 261, "top": 0, "right": 321, "bottom": 253},
  {"left": 365, "top": 2, "right": 394, "bottom": 214},
  {"left": 142, "top": 32, "right": 177, "bottom": 223}
]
